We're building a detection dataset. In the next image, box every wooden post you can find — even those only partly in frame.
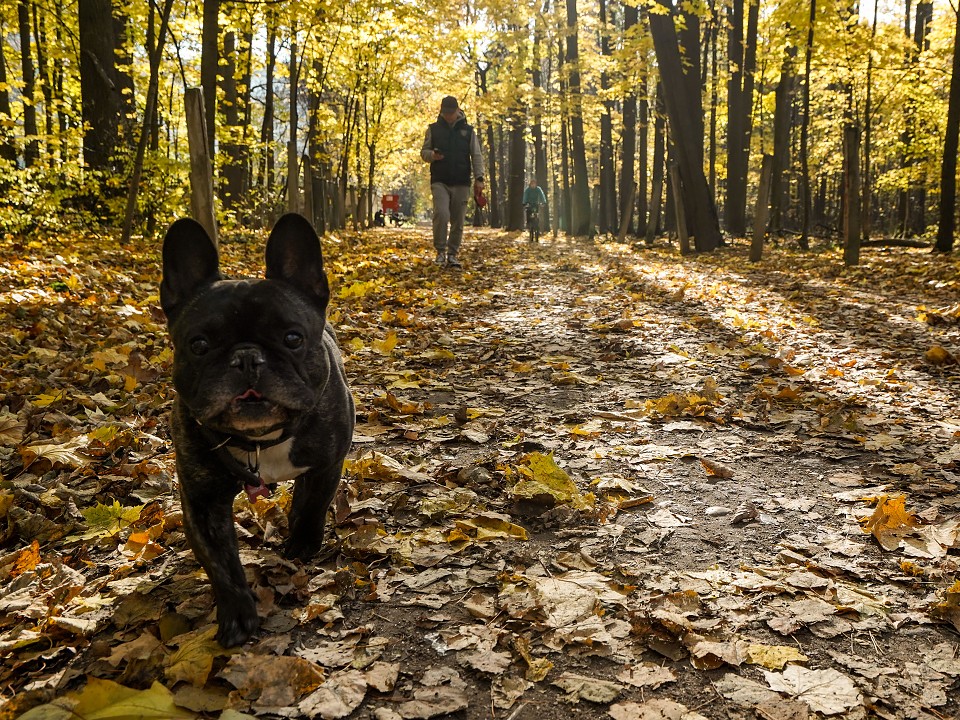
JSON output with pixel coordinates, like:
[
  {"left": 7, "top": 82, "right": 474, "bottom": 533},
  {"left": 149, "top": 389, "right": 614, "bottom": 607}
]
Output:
[
  {"left": 617, "top": 182, "right": 637, "bottom": 243},
  {"left": 669, "top": 162, "right": 690, "bottom": 254},
  {"left": 184, "top": 87, "right": 218, "bottom": 246},
  {"left": 750, "top": 154, "right": 774, "bottom": 262},
  {"left": 843, "top": 124, "right": 861, "bottom": 266},
  {"left": 302, "top": 154, "right": 314, "bottom": 225}
]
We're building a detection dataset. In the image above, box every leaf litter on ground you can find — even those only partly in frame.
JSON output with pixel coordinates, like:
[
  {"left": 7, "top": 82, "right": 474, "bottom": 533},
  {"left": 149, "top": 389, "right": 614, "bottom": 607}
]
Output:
[{"left": 2, "top": 227, "right": 960, "bottom": 718}]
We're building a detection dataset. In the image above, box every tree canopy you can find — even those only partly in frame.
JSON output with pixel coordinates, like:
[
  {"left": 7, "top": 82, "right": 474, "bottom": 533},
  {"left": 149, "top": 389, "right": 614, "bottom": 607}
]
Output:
[{"left": 0, "top": 0, "right": 956, "bottom": 244}]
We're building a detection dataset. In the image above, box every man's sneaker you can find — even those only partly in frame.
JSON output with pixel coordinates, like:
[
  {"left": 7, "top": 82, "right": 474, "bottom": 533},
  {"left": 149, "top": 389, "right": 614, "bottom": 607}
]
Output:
[
  {"left": 435, "top": 252, "right": 446, "bottom": 266},
  {"left": 447, "top": 255, "right": 462, "bottom": 269}
]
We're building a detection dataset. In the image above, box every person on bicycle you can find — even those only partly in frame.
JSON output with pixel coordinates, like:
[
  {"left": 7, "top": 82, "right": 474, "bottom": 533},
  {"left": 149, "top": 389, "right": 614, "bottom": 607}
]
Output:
[{"left": 522, "top": 178, "right": 547, "bottom": 235}]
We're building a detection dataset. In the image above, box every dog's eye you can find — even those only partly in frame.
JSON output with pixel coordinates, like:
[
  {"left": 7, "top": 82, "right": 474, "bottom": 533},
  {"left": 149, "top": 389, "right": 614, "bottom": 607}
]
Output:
[
  {"left": 284, "top": 331, "right": 304, "bottom": 349},
  {"left": 190, "top": 337, "right": 210, "bottom": 355}
]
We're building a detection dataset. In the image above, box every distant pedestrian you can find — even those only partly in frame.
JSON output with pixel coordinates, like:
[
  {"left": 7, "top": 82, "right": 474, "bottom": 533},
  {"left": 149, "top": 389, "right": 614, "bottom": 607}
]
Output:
[{"left": 421, "top": 95, "right": 485, "bottom": 269}]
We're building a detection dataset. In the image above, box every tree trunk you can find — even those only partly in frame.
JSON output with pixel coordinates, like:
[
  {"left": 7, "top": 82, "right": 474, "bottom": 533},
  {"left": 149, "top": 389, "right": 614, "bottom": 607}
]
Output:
[
  {"left": 0, "top": 31, "right": 16, "bottom": 164},
  {"left": 287, "top": 25, "right": 299, "bottom": 214},
  {"left": 648, "top": 0, "right": 722, "bottom": 252},
  {"left": 221, "top": 31, "right": 242, "bottom": 208},
  {"left": 598, "top": 0, "right": 617, "bottom": 234},
  {"left": 558, "top": 38, "right": 571, "bottom": 234},
  {"left": 708, "top": 6, "right": 719, "bottom": 200},
  {"left": 638, "top": 68, "right": 649, "bottom": 236},
  {"left": 565, "top": 0, "right": 592, "bottom": 236},
  {"left": 78, "top": 0, "right": 125, "bottom": 170},
  {"left": 646, "top": 84, "right": 666, "bottom": 244},
  {"left": 32, "top": 6, "right": 51, "bottom": 159},
  {"left": 120, "top": 0, "right": 174, "bottom": 243},
  {"left": 201, "top": 0, "right": 219, "bottom": 157},
  {"left": 619, "top": 2, "right": 640, "bottom": 235},
  {"left": 259, "top": 8, "right": 277, "bottom": 221},
  {"left": 769, "top": 49, "right": 795, "bottom": 233},
  {"left": 507, "top": 108, "right": 526, "bottom": 231},
  {"left": 18, "top": 1, "right": 38, "bottom": 166},
  {"left": 476, "top": 63, "right": 501, "bottom": 228},
  {"left": 725, "top": 0, "right": 759, "bottom": 236},
  {"left": 532, "top": 14, "right": 549, "bottom": 231},
  {"left": 799, "top": 0, "right": 816, "bottom": 249},
  {"left": 750, "top": 154, "right": 774, "bottom": 261},
  {"left": 620, "top": 87, "right": 637, "bottom": 235},
  {"left": 934, "top": 7, "right": 960, "bottom": 252},
  {"left": 843, "top": 124, "right": 861, "bottom": 265}
]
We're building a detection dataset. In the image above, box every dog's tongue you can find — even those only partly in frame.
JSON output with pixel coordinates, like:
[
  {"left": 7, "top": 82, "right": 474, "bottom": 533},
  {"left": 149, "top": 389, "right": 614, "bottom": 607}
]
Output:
[{"left": 236, "top": 389, "right": 263, "bottom": 401}]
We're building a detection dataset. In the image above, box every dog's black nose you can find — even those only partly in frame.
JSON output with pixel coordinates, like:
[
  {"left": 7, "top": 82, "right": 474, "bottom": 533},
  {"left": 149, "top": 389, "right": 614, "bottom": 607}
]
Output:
[{"left": 229, "top": 346, "right": 265, "bottom": 376}]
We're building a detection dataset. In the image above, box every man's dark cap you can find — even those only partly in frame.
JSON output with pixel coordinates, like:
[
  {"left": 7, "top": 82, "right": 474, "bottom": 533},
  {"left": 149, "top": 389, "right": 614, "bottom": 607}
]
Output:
[{"left": 440, "top": 96, "right": 459, "bottom": 112}]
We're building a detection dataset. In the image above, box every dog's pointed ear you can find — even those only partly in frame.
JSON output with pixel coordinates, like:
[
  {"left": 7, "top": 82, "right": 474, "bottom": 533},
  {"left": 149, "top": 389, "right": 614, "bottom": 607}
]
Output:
[
  {"left": 161, "top": 219, "right": 221, "bottom": 324},
  {"left": 265, "top": 213, "right": 329, "bottom": 312}
]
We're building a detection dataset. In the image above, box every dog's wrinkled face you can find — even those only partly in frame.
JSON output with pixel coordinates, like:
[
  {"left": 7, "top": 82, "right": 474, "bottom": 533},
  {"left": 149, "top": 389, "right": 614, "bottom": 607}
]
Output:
[
  {"left": 161, "top": 215, "right": 331, "bottom": 438},
  {"left": 167, "top": 280, "right": 330, "bottom": 436}
]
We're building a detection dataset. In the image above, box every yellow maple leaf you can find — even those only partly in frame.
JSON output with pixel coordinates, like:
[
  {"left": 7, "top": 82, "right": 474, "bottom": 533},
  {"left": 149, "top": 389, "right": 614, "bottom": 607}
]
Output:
[
  {"left": 860, "top": 495, "right": 917, "bottom": 551},
  {"left": 746, "top": 643, "right": 809, "bottom": 670},
  {"left": 372, "top": 331, "right": 398, "bottom": 355}
]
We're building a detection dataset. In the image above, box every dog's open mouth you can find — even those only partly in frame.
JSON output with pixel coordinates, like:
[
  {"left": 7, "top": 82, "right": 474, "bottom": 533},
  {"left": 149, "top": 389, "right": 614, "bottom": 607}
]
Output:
[
  {"left": 235, "top": 388, "right": 264, "bottom": 403},
  {"left": 221, "top": 389, "right": 286, "bottom": 433}
]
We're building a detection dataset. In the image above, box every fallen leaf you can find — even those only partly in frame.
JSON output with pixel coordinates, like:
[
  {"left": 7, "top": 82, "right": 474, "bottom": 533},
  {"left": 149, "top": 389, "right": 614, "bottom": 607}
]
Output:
[
  {"left": 298, "top": 669, "right": 367, "bottom": 719},
  {"left": 763, "top": 665, "right": 862, "bottom": 715}
]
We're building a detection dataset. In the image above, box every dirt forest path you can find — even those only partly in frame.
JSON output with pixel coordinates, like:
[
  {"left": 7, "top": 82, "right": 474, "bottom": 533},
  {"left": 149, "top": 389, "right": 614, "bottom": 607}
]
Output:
[{"left": 2, "top": 224, "right": 960, "bottom": 719}]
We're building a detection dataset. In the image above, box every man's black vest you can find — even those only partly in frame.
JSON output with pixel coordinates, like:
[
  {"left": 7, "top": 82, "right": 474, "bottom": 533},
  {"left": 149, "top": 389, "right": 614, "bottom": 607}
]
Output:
[{"left": 429, "top": 115, "right": 473, "bottom": 186}]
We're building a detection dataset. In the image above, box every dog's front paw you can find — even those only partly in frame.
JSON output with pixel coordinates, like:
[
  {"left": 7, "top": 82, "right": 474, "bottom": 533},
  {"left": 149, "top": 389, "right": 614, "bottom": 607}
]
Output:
[
  {"left": 215, "top": 595, "right": 259, "bottom": 648},
  {"left": 284, "top": 534, "right": 322, "bottom": 562},
  {"left": 284, "top": 529, "right": 338, "bottom": 563}
]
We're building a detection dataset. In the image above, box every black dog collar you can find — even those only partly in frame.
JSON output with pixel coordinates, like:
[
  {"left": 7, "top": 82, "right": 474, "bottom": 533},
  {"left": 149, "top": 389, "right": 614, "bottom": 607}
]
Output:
[{"left": 195, "top": 423, "right": 292, "bottom": 502}]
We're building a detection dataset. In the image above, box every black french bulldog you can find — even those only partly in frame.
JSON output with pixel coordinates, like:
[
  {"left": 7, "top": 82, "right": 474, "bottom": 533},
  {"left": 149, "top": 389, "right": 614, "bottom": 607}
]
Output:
[{"left": 160, "top": 213, "right": 354, "bottom": 647}]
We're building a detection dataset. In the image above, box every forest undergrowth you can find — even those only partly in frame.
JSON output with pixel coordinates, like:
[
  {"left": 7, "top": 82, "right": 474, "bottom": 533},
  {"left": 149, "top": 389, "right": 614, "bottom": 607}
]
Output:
[{"left": 2, "top": 224, "right": 960, "bottom": 719}]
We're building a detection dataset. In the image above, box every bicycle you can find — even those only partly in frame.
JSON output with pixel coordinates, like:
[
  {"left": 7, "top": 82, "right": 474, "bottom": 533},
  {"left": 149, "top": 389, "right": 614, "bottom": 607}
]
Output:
[{"left": 526, "top": 206, "right": 540, "bottom": 244}]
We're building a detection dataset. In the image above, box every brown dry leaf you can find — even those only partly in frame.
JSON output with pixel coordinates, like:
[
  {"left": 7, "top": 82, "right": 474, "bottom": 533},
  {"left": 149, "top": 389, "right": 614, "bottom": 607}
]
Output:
[
  {"left": 396, "top": 685, "right": 469, "bottom": 719},
  {"left": 107, "top": 632, "right": 163, "bottom": 668},
  {"left": 298, "top": 669, "right": 367, "bottom": 719},
  {"left": 492, "top": 674, "right": 532, "bottom": 710},
  {"left": 552, "top": 672, "right": 622, "bottom": 703},
  {"left": 609, "top": 699, "right": 709, "bottom": 719},
  {"left": 699, "top": 457, "right": 734, "bottom": 479},
  {"left": 763, "top": 665, "right": 862, "bottom": 715},
  {"left": 364, "top": 662, "right": 400, "bottom": 692},
  {"left": 756, "top": 701, "right": 810, "bottom": 720},
  {"left": 219, "top": 654, "right": 325, "bottom": 706},
  {"left": 616, "top": 663, "right": 677, "bottom": 689},
  {"left": 20, "top": 434, "right": 92, "bottom": 471},
  {"left": 0, "top": 410, "right": 26, "bottom": 446}
]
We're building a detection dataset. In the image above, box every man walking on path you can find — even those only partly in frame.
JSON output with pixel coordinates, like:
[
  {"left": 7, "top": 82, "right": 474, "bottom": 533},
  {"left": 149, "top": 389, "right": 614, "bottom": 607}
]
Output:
[{"left": 421, "top": 96, "right": 485, "bottom": 268}]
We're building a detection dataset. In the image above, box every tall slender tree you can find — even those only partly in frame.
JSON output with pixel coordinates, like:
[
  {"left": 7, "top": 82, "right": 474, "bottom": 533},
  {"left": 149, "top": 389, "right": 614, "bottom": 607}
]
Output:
[
  {"left": 598, "top": 0, "right": 617, "bottom": 233},
  {"left": 648, "top": 0, "right": 721, "bottom": 251},
  {"left": 799, "top": 0, "right": 816, "bottom": 249},
  {"left": 725, "top": 0, "right": 759, "bottom": 235},
  {"left": 935, "top": 5, "right": 960, "bottom": 252},
  {"left": 18, "top": 0, "right": 38, "bottom": 166},
  {"left": 201, "top": 0, "right": 219, "bottom": 157},
  {"left": 565, "top": 0, "right": 592, "bottom": 235}
]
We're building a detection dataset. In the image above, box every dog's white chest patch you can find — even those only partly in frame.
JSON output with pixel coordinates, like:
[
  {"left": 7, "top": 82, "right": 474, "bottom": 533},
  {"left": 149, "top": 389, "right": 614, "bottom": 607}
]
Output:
[{"left": 227, "top": 438, "right": 311, "bottom": 484}]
